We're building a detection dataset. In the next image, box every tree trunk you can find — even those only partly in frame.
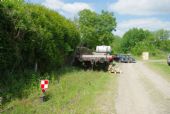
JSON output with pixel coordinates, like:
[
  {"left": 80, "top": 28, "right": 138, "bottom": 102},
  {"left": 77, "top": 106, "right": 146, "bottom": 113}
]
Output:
[{"left": 34, "top": 60, "right": 38, "bottom": 72}]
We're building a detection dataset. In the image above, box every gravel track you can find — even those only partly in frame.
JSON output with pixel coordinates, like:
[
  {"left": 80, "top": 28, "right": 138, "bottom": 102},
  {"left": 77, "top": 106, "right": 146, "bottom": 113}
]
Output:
[{"left": 115, "top": 62, "right": 170, "bottom": 114}]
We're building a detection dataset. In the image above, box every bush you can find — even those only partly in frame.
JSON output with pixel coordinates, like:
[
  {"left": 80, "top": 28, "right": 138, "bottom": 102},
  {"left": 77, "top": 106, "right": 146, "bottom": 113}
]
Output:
[{"left": 0, "top": 0, "right": 80, "bottom": 74}]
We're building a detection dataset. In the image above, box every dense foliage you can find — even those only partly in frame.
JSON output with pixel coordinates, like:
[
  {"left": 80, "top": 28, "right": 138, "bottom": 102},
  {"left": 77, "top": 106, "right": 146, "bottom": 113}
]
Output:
[
  {"left": 111, "top": 35, "right": 122, "bottom": 53},
  {"left": 78, "top": 9, "right": 116, "bottom": 49},
  {"left": 0, "top": 0, "right": 80, "bottom": 74},
  {"left": 0, "top": 0, "right": 80, "bottom": 103},
  {"left": 121, "top": 28, "right": 153, "bottom": 53},
  {"left": 153, "top": 29, "right": 170, "bottom": 52},
  {"left": 120, "top": 28, "right": 170, "bottom": 55}
]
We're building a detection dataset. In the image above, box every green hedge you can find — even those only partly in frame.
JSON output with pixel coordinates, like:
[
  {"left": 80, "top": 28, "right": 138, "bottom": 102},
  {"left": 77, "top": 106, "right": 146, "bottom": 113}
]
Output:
[{"left": 0, "top": 0, "right": 80, "bottom": 74}]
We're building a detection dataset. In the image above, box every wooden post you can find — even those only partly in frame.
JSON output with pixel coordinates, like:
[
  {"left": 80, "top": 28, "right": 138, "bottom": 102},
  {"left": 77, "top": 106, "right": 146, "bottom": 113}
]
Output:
[{"left": 40, "top": 92, "right": 45, "bottom": 103}]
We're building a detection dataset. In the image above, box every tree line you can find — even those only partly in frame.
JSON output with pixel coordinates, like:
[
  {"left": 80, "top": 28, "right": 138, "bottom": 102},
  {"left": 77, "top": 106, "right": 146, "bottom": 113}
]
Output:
[{"left": 113, "top": 28, "right": 170, "bottom": 56}]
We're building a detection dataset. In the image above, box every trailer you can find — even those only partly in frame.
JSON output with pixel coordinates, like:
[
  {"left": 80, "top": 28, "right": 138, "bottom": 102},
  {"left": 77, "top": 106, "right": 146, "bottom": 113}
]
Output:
[{"left": 74, "top": 46, "right": 114, "bottom": 70}]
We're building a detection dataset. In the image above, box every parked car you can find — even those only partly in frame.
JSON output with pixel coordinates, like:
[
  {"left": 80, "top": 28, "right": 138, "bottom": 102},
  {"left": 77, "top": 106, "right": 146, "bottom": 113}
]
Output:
[
  {"left": 114, "top": 54, "right": 136, "bottom": 63},
  {"left": 127, "top": 56, "right": 136, "bottom": 63},
  {"left": 167, "top": 54, "right": 170, "bottom": 66}
]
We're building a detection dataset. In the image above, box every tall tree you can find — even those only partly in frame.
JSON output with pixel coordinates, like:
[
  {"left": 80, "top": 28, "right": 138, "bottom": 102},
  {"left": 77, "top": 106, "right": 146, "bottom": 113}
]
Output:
[
  {"left": 121, "top": 28, "right": 153, "bottom": 53},
  {"left": 154, "top": 29, "right": 170, "bottom": 40},
  {"left": 153, "top": 29, "right": 170, "bottom": 52},
  {"left": 78, "top": 9, "right": 116, "bottom": 49}
]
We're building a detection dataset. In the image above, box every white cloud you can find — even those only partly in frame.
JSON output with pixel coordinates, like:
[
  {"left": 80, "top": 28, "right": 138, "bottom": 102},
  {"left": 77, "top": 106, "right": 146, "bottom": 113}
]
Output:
[
  {"left": 62, "top": 3, "right": 92, "bottom": 14},
  {"left": 42, "top": 0, "right": 92, "bottom": 18},
  {"left": 114, "top": 18, "right": 170, "bottom": 36},
  {"left": 42, "top": 0, "right": 63, "bottom": 10},
  {"left": 109, "top": 0, "right": 170, "bottom": 15}
]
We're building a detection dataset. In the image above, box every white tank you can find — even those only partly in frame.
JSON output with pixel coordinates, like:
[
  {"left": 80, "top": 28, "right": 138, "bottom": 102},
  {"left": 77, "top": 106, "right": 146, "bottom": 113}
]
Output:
[{"left": 96, "top": 46, "right": 112, "bottom": 53}]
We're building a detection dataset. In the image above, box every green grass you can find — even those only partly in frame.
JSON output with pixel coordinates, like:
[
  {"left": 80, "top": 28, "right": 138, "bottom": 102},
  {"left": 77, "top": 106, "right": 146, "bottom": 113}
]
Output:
[
  {"left": 145, "top": 60, "right": 170, "bottom": 82},
  {"left": 149, "top": 55, "right": 167, "bottom": 60},
  {"left": 1, "top": 68, "right": 116, "bottom": 114},
  {"left": 149, "top": 51, "right": 168, "bottom": 60}
]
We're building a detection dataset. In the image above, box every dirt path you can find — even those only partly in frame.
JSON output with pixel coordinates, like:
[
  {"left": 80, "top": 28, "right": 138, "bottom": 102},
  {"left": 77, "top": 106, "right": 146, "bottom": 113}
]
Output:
[{"left": 116, "top": 62, "right": 170, "bottom": 114}]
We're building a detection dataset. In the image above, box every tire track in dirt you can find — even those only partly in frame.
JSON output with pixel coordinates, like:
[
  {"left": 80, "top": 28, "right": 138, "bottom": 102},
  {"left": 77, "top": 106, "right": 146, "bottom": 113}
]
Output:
[
  {"left": 135, "top": 62, "right": 170, "bottom": 114},
  {"left": 115, "top": 62, "right": 170, "bottom": 114}
]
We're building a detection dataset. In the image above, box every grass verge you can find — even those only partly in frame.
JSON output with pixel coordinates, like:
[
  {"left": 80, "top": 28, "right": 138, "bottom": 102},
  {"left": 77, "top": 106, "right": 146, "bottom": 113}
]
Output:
[
  {"left": 145, "top": 60, "right": 170, "bottom": 82},
  {"left": 2, "top": 68, "right": 116, "bottom": 114}
]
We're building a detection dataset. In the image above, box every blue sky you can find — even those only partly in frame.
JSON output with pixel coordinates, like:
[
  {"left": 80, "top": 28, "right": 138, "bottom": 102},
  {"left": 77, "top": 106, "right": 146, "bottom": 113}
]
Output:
[{"left": 26, "top": 0, "right": 170, "bottom": 36}]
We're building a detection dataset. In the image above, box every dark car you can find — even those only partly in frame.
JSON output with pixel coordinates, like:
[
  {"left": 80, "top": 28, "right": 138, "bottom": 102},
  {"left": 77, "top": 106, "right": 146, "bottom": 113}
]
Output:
[
  {"left": 113, "top": 54, "right": 122, "bottom": 62},
  {"left": 167, "top": 54, "right": 170, "bottom": 66},
  {"left": 114, "top": 54, "right": 136, "bottom": 63},
  {"left": 120, "top": 55, "right": 129, "bottom": 63},
  {"left": 128, "top": 56, "right": 136, "bottom": 63}
]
